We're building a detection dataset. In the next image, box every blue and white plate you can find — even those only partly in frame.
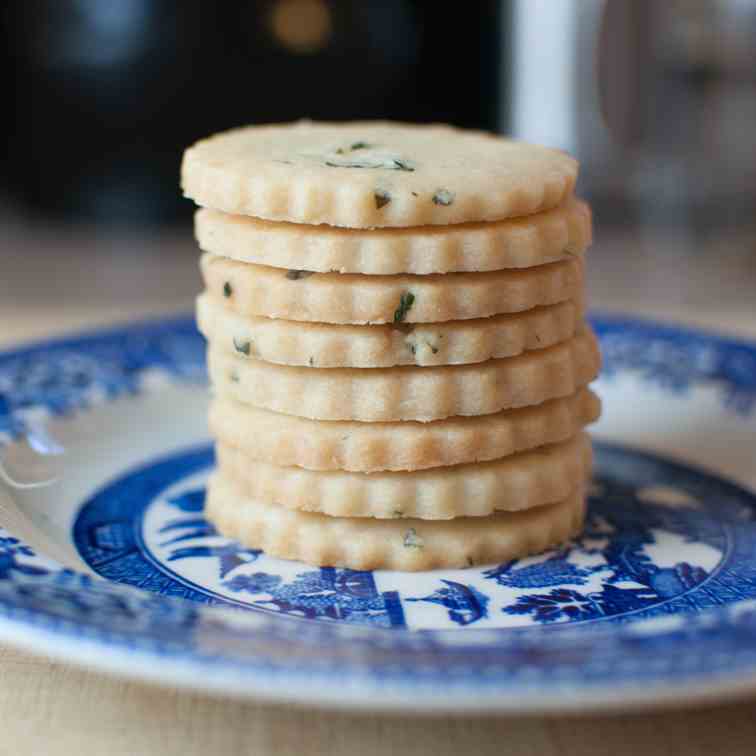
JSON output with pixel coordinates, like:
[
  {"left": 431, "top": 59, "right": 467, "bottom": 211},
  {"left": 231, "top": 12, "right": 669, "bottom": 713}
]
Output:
[{"left": 1, "top": 314, "right": 755, "bottom": 714}]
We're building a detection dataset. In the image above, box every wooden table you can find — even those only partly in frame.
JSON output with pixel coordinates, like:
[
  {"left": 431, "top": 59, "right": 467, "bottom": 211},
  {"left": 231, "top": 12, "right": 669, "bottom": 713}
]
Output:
[{"left": 2, "top": 215, "right": 756, "bottom": 756}]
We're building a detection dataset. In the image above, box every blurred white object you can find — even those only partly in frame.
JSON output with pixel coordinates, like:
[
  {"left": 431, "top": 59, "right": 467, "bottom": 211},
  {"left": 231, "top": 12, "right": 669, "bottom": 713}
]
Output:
[
  {"left": 508, "top": 0, "right": 756, "bottom": 227},
  {"left": 509, "top": 0, "right": 578, "bottom": 152}
]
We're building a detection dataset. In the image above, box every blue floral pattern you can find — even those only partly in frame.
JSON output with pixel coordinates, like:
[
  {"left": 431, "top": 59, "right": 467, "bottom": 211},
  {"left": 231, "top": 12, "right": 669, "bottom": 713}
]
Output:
[
  {"left": 0, "top": 537, "right": 47, "bottom": 581},
  {"left": 594, "top": 316, "right": 756, "bottom": 415},
  {"left": 0, "top": 317, "right": 204, "bottom": 443},
  {"left": 482, "top": 471, "right": 721, "bottom": 625}
]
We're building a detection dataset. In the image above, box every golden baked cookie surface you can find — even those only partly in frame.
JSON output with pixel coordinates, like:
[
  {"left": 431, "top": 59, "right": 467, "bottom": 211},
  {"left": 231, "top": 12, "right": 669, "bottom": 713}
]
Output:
[
  {"left": 194, "top": 196, "right": 590, "bottom": 274},
  {"left": 182, "top": 120, "right": 578, "bottom": 228},
  {"left": 206, "top": 474, "right": 587, "bottom": 571}
]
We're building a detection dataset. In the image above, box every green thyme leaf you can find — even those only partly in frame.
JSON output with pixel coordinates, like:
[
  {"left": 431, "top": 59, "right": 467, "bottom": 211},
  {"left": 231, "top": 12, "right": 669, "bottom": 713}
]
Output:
[
  {"left": 432, "top": 189, "right": 455, "bottom": 206},
  {"left": 374, "top": 189, "right": 391, "bottom": 210},
  {"left": 233, "top": 337, "right": 251, "bottom": 356},
  {"left": 350, "top": 141, "right": 371, "bottom": 150},
  {"left": 325, "top": 157, "right": 415, "bottom": 171},
  {"left": 325, "top": 160, "right": 373, "bottom": 169},
  {"left": 223, "top": 282, "right": 233, "bottom": 298},
  {"left": 393, "top": 292, "right": 415, "bottom": 323},
  {"left": 403, "top": 528, "right": 424, "bottom": 549},
  {"left": 392, "top": 159, "right": 415, "bottom": 172},
  {"left": 286, "top": 269, "right": 314, "bottom": 280}
]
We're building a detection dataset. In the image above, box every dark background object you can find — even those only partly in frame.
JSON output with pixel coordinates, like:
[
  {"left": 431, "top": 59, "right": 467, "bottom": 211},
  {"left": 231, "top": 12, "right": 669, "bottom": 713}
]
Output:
[{"left": 1, "top": 0, "right": 504, "bottom": 228}]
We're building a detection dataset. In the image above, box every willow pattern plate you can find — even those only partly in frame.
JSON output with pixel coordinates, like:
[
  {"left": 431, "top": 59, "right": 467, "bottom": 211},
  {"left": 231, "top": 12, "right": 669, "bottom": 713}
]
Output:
[{"left": 1, "top": 314, "right": 755, "bottom": 713}]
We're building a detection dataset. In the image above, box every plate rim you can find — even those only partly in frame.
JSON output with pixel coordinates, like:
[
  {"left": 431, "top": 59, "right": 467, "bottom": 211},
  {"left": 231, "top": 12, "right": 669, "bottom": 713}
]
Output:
[
  {"left": 1, "top": 310, "right": 756, "bottom": 714},
  {"left": 5, "top": 611, "right": 756, "bottom": 716}
]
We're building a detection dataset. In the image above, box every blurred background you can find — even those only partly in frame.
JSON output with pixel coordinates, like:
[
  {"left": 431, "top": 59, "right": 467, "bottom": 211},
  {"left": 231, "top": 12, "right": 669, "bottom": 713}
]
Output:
[{"left": 1, "top": 0, "right": 755, "bottom": 342}]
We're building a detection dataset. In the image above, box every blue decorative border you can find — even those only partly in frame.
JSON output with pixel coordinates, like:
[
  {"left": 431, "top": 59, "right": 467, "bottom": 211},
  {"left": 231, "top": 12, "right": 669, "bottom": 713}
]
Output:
[
  {"left": 1, "top": 312, "right": 756, "bottom": 706},
  {"left": 0, "top": 315, "right": 205, "bottom": 443},
  {"left": 594, "top": 314, "right": 756, "bottom": 415}
]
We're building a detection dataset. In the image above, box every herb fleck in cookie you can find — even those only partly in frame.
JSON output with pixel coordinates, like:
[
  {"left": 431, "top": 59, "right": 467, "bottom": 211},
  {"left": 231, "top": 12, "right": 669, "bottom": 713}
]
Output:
[
  {"left": 206, "top": 474, "right": 587, "bottom": 571},
  {"left": 182, "top": 121, "right": 578, "bottom": 228}
]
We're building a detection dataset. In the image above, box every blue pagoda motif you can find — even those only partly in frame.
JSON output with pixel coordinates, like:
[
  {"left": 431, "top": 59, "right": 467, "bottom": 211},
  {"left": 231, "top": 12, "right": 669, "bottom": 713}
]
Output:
[{"left": 407, "top": 581, "right": 489, "bottom": 626}]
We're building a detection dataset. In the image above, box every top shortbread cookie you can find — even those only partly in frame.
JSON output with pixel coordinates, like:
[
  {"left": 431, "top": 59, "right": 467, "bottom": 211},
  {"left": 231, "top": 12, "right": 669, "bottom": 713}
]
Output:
[{"left": 181, "top": 121, "right": 578, "bottom": 228}]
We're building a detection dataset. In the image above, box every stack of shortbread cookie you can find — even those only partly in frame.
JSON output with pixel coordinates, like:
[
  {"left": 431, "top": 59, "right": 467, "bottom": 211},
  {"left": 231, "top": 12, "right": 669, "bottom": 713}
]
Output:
[{"left": 182, "top": 122, "right": 601, "bottom": 571}]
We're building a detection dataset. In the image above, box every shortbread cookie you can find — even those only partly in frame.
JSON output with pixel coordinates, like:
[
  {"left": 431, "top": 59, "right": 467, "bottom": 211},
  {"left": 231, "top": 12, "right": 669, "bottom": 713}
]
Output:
[
  {"left": 206, "top": 326, "right": 600, "bottom": 422},
  {"left": 209, "top": 389, "right": 600, "bottom": 472},
  {"left": 194, "top": 198, "right": 591, "bottom": 274},
  {"left": 197, "top": 293, "right": 585, "bottom": 368},
  {"left": 206, "top": 474, "right": 587, "bottom": 571},
  {"left": 182, "top": 121, "right": 578, "bottom": 228},
  {"left": 215, "top": 432, "right": 591, "bottom": 520},
  {"left": 200, "top": 253, "right": 583, "bottom": 325}
]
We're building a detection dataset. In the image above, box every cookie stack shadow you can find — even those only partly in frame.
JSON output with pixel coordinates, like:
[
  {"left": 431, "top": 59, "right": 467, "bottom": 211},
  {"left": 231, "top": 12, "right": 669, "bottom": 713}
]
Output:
[{"left": 183, "top": 122, "right": 602, "bottom": 571}]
